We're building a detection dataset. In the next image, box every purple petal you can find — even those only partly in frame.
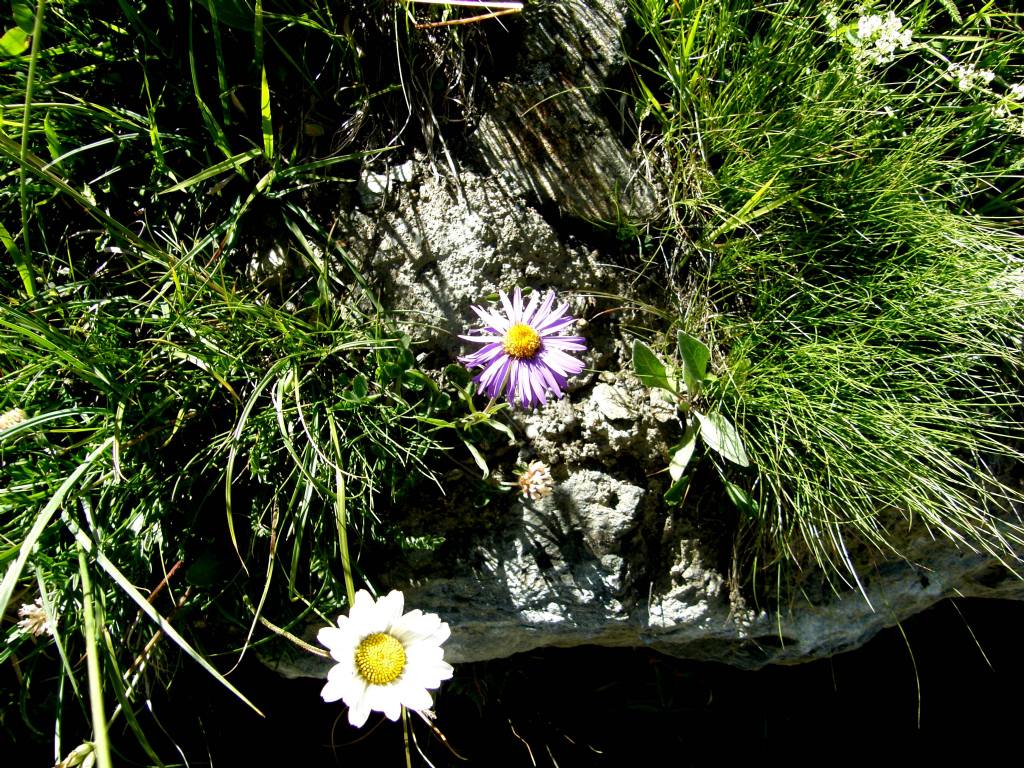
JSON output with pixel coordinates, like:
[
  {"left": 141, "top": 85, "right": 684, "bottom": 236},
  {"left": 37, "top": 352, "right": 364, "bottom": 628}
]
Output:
[
  {"left": 478, "top": 354, "right": 511, "bottom": 395},
  {"left": 460, "top": 342, "right": 506, "bottom": 368},
  {"left": 512, "top": 287, "right": 525, "bottom": 320},
  {"left": 534, "top": 361, "right": 563, "bottom": 398},
  {"left": 472, "top": 305, "right": 509, "bottom": 333},
  {"left": 535, "top": 303, "right": 570, "bottom": 332},
  {"left": 542, "top": 336, "right": 587, "bottom": 352},
  {"left": 499, "top": 291, "right": 516, "bottom": 324},
  {"left": 539, "top": 347, "right": 585, "bottom": 376},
  {"left": 525, "top": 362, "right": 549, "bottom": 406},
  {"left": 537, "top": 316, "right": 576, "bottom": 336},
  {"left": 459, "top": 334, "right": 503, "bottom": 346},
  {"left": 531, "top": 291, "right": 557, "bottom": 326},
  {"left": 521, "top": 291, "right": 541, "bottom": 326}
]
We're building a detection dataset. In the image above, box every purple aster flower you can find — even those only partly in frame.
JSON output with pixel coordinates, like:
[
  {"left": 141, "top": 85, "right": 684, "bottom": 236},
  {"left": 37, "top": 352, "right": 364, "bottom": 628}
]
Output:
[{"left": 459, "top": 288, "right": 587, "bottom": 408}]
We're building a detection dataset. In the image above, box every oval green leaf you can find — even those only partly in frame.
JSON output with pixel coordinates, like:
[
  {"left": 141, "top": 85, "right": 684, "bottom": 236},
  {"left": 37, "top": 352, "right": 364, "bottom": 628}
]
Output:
[
  {"left": 669, "top": 423, "right": 699, "bottom": 481},
  {"left": 677, "top": 331, "right": 711, "bottom": 397},
  {"left": 695, "top": 410, "right": 750, "bottom": 467},
  {"left": 725, "top": 482, "right": 758, "bottom": 518},
  {"left": 0, "top": 26, "right": 28, "bottom": 57},
  {"left": 632, "top": 340, "right": 675, "bottom": 393},
  {"left": 664, "top": 475, "right": 690, "bottom": 506}
]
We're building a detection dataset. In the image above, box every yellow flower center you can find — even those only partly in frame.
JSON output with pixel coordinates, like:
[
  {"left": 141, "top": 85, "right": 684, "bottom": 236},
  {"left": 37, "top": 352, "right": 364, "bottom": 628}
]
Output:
[
  {"left": 503, "top": 323, "right": 542, "bottom": 359},
  {"left": 354, "top": 632, "right": 406, "bottom": 685}
]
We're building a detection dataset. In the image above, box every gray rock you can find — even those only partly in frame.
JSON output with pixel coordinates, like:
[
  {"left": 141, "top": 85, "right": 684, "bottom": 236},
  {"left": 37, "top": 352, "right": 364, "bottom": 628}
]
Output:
[
  {"left": 270, "top": 521, "right": 1024, "bottom": 679},
  {"left": 471, "top": 0, "right": 658, "bottom": 222},
  {"left": 343, "top": 165, "right": 615, "bottom": 349},
  {"left": 260, "top": 0, "right": 1024, "bottom": 685}
]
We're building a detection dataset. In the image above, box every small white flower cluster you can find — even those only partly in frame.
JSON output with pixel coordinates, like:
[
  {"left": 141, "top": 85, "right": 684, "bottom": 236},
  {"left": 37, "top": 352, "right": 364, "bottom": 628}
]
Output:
[
  {"left": 942, "top": 60, "right": 1024, "bottom": 137},
  {"left": 18, "top": 598, "right": 53, "bottom": 637},
  {"left": 948, "top": 62, "right": 996, "bottom": 92},
  {"left": 823, "top": 3, "right": 842, "bottom": 31},
  {"left": 0, "top": 407, "right": 27, "bottom": 431},
  {"left": 517, "top": 460, "right": 554, "bottom": 501},
  {"left": 990, "top": 82, "right": 1024, "bottom": 136},
  {"left": 850, "top": 9, "right": 913, "bottom": 66}
]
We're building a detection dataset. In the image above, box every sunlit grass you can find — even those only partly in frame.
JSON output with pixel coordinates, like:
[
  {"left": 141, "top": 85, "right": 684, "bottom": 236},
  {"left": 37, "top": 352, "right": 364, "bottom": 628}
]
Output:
[{"left": 627, "top": 0, "right": 1024, "bottom": 592}]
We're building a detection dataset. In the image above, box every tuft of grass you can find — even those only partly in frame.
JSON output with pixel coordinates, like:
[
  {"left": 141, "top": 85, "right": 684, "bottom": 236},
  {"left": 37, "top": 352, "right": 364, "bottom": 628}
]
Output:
[
  {"left": 627, "top": 0, "right": 1024, "bottom": 593},
  {"left": 1, "top": 1, "right": 493, "bottom": 760}
]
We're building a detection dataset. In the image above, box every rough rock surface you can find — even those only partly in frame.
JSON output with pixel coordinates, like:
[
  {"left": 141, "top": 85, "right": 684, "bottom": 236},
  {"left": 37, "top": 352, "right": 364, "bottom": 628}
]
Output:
[{"left": 266, "top": 0, "right": 1024, "bottom": 679}]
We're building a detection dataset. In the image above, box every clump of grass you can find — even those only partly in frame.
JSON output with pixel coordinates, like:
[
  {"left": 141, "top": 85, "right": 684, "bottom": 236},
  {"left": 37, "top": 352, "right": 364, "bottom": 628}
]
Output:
[
  {"left": 627, "top": 0, "right": 1024, "bottom": 592},
  {"left": 1, "top": 0, "right": 494, "bottom": 761}
]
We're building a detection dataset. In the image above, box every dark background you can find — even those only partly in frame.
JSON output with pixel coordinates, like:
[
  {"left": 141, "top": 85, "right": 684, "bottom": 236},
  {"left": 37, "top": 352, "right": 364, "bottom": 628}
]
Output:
[
  {"left": 7, "top": 596, "right": 1021, "bottom": 765},
  {"left": 145, "top": 597, "right": 1024, "bottom": 763}
]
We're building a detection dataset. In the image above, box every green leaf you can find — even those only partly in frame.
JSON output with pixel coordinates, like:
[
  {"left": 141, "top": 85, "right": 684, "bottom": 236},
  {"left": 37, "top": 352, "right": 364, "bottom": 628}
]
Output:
[
  {"left": 65, "top": 514, "right": 264, "bottom": 717},
  {"left": 725, "top": 482, "right": 757, "bottom": 518},
  {"left": 195, "top": 0, "right": 255, "bottom": 30},
  {"left": 0, "top": 26, "right": 28, "bottom": 57},
  {"left": 12, "top": 1, "right": 34, "bottom": 33},
  {"left": 695, "top": 411, "right": 750, "bottom": 467},
  {"left": 669, "top": 423, "right": 698, "bottom": 481},
  {"left": 632, "top": 340, "right": 675, "bottom": 393},
  {"left": 664, "top": 475, "right": 690, "bottom": 506},
  {"left": 259, "top": 65, "right": 272, "bottom": 158},
  {"left": 677, "top": 331, "right": 710, "bottom": 397},
  {"left": 156, "top": 147, "right": 261, "bottom": 195},
  {"left": 463, "top": 439, "right": 489, "bottom": 479},
  {"left": 444, "top": 363, "right": 472, "bottom": 388}
]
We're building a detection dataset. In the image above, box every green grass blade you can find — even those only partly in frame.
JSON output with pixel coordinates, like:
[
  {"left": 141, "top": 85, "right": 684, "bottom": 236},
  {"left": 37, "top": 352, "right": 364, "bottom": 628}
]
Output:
[
  {"left": 255, "top": 0, "right": 273, "bottom": 159},
  {"left": 156, "top": 147, "right": 262, "bottom": 195},
  {"left": 225, "top": 356, "right": 292, "bottom": 569},
  {"left": 77, "top": 546, "right": 113, "bottom": 768},
  {"left": 260, "top": 65, "right": 273, "bottom": 159},
  {"left": 64, "top": 514, "right": 265, "bottom": 717},
  {"left": 327, "top": 410, "right": 356, "bottom": 606},
  {"left": 15, "top": 0, "right": 46, "bottom": 298},
  {"left": 187, "top": 0, "right": 233, "bottom": 161},
  {"left": 0, "top": 133, "right": 177, "bottom": 271},
  {"left": 0, "top": 436, "right": 113, "bottom": 620},
  {"left": 0, "top": 220, "right": 35, "bottom": 299}
]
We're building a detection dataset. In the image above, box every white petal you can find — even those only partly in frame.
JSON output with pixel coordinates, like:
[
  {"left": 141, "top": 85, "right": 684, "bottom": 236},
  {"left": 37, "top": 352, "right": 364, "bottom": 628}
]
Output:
[
  {"left": 321, "top": 671, "right": 348, "bottom": 703},
  {"left": 348, "top": 696, "right": 372, "bottom": 728},
  {"left": 378, "top": 590, "right": 406, "bottom": 628},
  {"left": 391, "top": 610, "right": 442, "bottom": 644},
  {"left": 403, "top": 658, "right": 454, "bottom": 689},
  {"left": 429, "top": 621, "right": 451, "bottom": 645},
  {"left": 348, "top": 590, "right": 377, "bottom": 625},
  {"left": 339, "top": 673, "right": 369, "bottom": 708},
  {"left": 396, "top": 680, "right": 434, "bottom": 712},
  {"left": 318, "top": 626, "right": 358, "bottom": 662},
  {"left": 365, "top": 684, "right": 402, "bottom": 721}
]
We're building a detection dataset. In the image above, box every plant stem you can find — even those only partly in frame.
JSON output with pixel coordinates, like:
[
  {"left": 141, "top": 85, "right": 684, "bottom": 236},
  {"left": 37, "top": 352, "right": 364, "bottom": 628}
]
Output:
[
  {"left": 78, "top": 545, "right": 113, "bottom": 768},
  {"left": 16, "top": 0, "right": 47, "bottom": 298}
]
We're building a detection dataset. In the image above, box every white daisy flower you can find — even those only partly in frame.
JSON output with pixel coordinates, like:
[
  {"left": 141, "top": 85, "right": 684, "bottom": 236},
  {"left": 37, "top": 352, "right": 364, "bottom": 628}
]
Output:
[{"left": 318, "top": 589, "right": 453, "bottom": 728}]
